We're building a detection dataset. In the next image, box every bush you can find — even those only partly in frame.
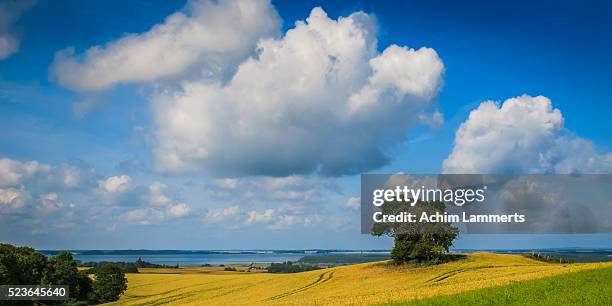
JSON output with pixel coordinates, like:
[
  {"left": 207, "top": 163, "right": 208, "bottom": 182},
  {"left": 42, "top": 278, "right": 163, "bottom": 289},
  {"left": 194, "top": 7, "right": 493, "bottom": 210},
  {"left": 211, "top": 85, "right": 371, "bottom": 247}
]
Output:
[{"left": 224, "top": 266, "right": 237, "bottom": 271}]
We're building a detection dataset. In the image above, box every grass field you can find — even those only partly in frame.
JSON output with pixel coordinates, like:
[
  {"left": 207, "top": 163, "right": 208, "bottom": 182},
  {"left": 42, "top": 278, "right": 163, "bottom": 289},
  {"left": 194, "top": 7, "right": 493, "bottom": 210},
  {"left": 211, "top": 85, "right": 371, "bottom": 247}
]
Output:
[
  {"left": 106, "top": 253, "right": 612, "bottom": 305},
  {"left": 392, "top": 266, "right": 612, "bottom": 305}
]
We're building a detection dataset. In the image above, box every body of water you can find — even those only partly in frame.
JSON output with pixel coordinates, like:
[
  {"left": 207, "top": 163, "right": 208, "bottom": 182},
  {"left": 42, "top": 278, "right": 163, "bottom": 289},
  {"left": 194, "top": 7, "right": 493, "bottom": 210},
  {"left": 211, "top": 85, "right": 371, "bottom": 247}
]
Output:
[
  {"left": 40, "top": 248, "right": 611, "bottom": 266},
  {"left": 67, "top": 253, "right": 305, "bottom": 266},
  {"left": 40, "top": 250, "right": 385, "bottom": 266}
]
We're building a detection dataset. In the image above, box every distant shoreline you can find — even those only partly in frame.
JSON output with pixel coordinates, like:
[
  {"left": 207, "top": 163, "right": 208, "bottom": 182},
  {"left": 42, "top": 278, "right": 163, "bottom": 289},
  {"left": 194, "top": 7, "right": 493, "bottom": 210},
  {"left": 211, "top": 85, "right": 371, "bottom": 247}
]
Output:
[
  {"left": 36, "top": 248, "right": 612, "bottom": 266},
  {"left": 39, "top": 247, "right": 611, "bottom": 256}
]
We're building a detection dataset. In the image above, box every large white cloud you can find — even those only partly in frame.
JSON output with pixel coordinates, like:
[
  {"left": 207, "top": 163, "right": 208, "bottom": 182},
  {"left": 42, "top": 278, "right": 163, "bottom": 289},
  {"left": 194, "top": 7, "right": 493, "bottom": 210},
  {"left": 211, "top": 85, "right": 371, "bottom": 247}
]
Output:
[
  {"left": 50, "top": 3, "right": 444, "bottom": 176},
  {"left": 152, "top": 7, "right": 444, "bottom": 176},
  {"left": 443, "top": 95, "right": 612, "bottom": 174},
  {"left": 50, "top": 0, "right": 280, "bottom": 92},
  {"left": 0, "top": 0, "right": 35, "bottom": 60}
]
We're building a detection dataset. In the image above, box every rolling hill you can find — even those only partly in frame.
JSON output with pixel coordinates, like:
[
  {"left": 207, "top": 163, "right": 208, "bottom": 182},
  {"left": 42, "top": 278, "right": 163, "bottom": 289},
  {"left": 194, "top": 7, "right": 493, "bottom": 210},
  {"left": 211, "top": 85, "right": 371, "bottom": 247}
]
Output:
[{"left": 106, "top": 253, "right": 612, "bottom": 305}]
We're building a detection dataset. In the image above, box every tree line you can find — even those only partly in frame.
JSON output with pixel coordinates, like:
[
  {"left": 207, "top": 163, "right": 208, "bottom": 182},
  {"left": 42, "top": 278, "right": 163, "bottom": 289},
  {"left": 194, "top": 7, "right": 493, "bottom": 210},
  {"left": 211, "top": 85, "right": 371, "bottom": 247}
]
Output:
[
  {"left": 0, "top": 244, "right": 127, "bottom": 305},
  {"left": 79, "top": 257, "right": 178, "bottom": 274},
  {"left": 267, "top": 261, "right": 322, "bottom": 273}
]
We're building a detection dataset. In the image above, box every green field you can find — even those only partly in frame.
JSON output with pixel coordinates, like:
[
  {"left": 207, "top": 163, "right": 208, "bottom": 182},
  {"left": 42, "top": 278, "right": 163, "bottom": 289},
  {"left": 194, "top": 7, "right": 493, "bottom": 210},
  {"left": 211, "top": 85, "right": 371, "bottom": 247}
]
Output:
[
  {"left": 104, "top": 253, "right": 612, "bottom": 305},
  {"left": 388, "top": 266, "right": 612, "bottom": 305}
]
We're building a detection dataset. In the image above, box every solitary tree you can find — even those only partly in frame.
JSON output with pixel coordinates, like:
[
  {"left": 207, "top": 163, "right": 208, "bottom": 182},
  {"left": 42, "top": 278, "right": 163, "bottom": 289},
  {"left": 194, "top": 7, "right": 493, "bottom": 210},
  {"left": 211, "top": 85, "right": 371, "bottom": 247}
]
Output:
[{"left": 371, "top": 201, "right": 459, "bottom": 264}]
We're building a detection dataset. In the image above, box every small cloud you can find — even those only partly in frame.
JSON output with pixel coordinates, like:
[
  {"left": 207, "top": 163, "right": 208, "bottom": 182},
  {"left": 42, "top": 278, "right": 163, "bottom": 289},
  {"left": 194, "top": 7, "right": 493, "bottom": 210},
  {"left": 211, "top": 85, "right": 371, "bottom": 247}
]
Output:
[
  {"left": 98, "top": 175, "right": 132, "bottom": 194},
  {"left": 205, "top": 205, "right": 239, "bottom": 222},
  {"left": 121, "top": 207, "right": 165, "bottom": 225},
  {"left": 245, "top": 209, "right": 274, "bottom": 225},
  {"left": 346, "top": 197, "right": 360, "bottom": 210},
  {"left": 122, "top": 208, "right": 148, "bottom": 223},
  {"left": 0, "top": 157, "right": 49, "bottom": 187},
  {"left": 269, "top": 215, "right": 295, "bottom": 230},
  {"left": 0, "top": 157, "right": 94, "bottom": 190},
  {"left": 0, "top": 186, "right": 28, "bottom": 209},
  {"left": 41, "top": 192, "right": 58, "bottom": 201},
  {"left": 303, "top": 214, "right": 322, "bottom": 226},
  {"left": 60, "top": 165, "right": 83, "bottom": 188},
  {"left": 213, "top": 178, "right": 239, "bottom": 189},
  {"left": 418, "top": 111, "right": 444, "bottom": 129},
  {"left": 39, "top": 192, "right": 64, "bottom": 213},
  {"left": 168, "top": 203, "right": 191, "bottom": 218},
  {"left": 148, "top": 181, "right": 170, "bottom": 205}
]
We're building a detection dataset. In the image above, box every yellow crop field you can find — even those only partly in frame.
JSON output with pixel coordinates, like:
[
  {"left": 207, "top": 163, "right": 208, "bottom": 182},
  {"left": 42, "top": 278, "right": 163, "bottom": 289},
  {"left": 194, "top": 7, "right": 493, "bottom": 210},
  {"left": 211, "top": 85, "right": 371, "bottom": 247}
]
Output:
[{"left": 105, "top": 253, "right": 612, "bottom": 306}]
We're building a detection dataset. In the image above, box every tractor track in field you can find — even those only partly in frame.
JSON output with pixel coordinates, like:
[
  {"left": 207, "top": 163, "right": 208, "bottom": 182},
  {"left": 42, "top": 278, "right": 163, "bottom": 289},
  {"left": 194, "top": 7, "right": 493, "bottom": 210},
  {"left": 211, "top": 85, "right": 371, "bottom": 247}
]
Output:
[
  {"left": 267, "top": 271, "right": 335, "bottom": 301},
  {"left": 427, "top": 266, "right": 496, "bottom": 283},
  {"left": 427, "top": 264, "right": 541, "bottom": 283}
]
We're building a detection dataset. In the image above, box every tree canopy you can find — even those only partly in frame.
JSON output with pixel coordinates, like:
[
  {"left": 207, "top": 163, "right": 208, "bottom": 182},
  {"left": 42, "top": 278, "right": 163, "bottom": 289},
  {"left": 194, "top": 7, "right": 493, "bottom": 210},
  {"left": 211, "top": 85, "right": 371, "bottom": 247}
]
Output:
[
  {"left": 92, "top": 264, "right": 128, "bottom": 303},
  {"left": 0, "top": 244, "right": 127, "bottom": 305},
  {"left": 371, "top": 201, "right": 459, "bottom": 264}
]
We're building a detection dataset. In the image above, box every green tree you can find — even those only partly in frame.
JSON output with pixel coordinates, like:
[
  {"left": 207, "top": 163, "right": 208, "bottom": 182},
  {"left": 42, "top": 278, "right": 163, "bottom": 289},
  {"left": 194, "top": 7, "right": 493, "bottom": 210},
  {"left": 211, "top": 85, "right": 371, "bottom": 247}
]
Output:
[
  {"left": 0, "top": 245, "right": 94, "bottom": 305},
  {"left": 43, "top": 251, "right": 93, "bottom": 302},
  {"left": 74, "top": 271, "right": 94, "bottom": 302},
  {"left": 371, "top": 201, "right": 459, "bottom": 264},
  {"left": 92, "top": 264, "right": 127, "bottom": 303},
  {"left": 0, "top": 244, "right": 48, "bottom": 285}
]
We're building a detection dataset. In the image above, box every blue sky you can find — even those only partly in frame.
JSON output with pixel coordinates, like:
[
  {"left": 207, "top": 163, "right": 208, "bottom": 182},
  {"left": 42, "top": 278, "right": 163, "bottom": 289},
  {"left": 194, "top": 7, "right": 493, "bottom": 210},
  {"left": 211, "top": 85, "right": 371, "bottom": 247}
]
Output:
[{"left": 0, "top": 0, "right": 611, "bottom": 249}]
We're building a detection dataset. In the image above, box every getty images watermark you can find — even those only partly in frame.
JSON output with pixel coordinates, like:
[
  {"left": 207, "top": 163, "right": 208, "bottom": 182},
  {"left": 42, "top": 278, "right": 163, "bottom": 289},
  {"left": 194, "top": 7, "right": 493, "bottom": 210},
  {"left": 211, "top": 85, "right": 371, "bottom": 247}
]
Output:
[{"left": 361, "top": 174, "right": 612, "bottom": 235}]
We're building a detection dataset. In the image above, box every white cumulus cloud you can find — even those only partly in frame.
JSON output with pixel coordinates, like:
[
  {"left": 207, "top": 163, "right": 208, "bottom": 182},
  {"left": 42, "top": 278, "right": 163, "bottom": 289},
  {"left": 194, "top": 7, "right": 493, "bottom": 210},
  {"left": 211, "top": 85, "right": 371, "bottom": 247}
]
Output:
[
  {"left": 97, "top": 175, "right": 132, "bottom": 194},
  {"left": 0, "top": 157, "right": 89, "bottom": 189},
  {"left": 168, "top": 203, "right": 191, "bottom": 218},
  {"left": 152, "top": 7, "right": 444, "bottom": 176},
  {"left": 0, "top": 186, "right": 28, "bottom": 209},
  {"left": 269, "top": 215, "right": 295, "bottom": 230},
  {"left": 206, "top": 205, "right": 239, "bottom": 222},
  {"left": 0, "top": 158, "right": 48, "bottom": 187},
  {"left": 148, "top": 181, "right": 171, "bottom": 205},
  {"left": 50, "top": 0, "right": 280, "bottom": 92},
  {"left": 121, "top": 208, "right": 164, "bottom": 225},
  {"left": 122, "top": 202, "right": 191, "bottom": 224},
  {"left": 38, "top": 192, "right": 66, "bottom": 213},
  {"left": 245, "top": 209, "right": 274, "bottom": 225},
  {"left": 443, "top": 95, "right": 612, "bottom": 174}
]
